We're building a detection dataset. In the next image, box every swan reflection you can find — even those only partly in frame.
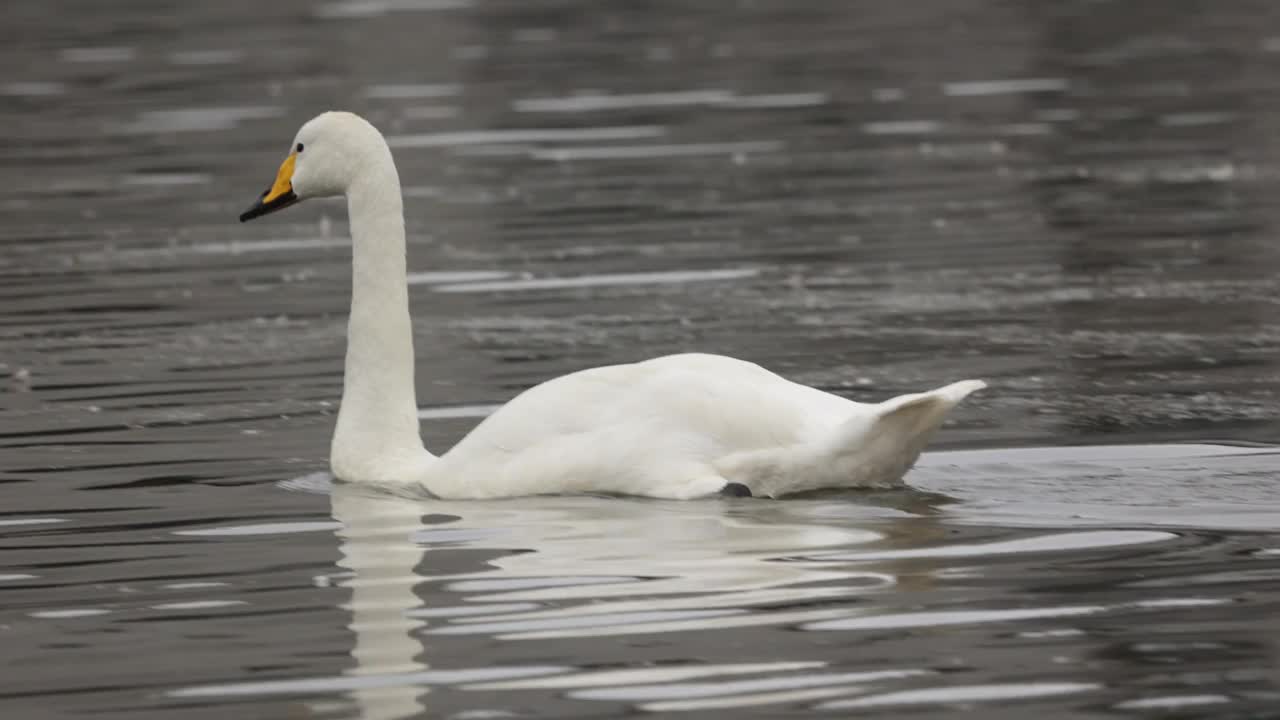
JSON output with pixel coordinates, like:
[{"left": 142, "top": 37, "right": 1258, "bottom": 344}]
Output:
[
  {"left": 325, "top": 482, "right": 913, "bottom": 717},
  {"left": 331, "top": 485, "right": 431, "bottom": 720}
]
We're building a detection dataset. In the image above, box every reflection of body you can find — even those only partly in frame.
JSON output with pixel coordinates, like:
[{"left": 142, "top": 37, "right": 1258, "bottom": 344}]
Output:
[
  {"left": 326, "top": 479, "right": 948, "bottom": 718},
  {"left": 241, "top": 112, "right": 984, "bottom": 501}
]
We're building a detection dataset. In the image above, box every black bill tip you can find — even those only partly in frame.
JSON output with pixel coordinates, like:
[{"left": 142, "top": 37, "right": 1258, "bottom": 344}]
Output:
[{"left": 240, "top": 189, "right": 299, "bottom": 223}]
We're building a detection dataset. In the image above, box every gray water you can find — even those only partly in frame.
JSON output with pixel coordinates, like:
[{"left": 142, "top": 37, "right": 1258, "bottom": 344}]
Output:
[{"left": 4, "top": 0, "right": 1280, "bottom": 718}]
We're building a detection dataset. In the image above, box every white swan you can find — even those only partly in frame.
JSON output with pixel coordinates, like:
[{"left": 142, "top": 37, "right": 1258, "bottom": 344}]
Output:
[{"left": 240, "top": 111, "right": 984, "bottom": 499}]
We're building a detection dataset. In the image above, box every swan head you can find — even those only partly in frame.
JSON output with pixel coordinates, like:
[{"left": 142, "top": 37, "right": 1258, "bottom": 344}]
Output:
[{"left": 240, "top": 111, "right": 389, "bottom": 222}]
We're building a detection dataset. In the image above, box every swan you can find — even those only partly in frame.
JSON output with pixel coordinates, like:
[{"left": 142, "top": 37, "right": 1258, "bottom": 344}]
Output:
[{"left": 239, "top": 111, "right": 985, "bottom": 499}]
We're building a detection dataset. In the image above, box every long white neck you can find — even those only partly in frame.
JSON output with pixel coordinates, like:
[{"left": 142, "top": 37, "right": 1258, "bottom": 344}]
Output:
[{"left": 330, "top": 154, "right": 434, "bottom": 486}]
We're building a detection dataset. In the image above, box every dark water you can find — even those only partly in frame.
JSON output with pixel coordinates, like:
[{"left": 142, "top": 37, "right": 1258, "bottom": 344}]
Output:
[{"left": 4, "top": 0, "right": 1280, "bottom": 717}]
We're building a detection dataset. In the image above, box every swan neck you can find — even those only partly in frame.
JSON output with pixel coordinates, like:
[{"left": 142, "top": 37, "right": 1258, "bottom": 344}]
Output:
[{"left": 331, "top": 155, "right": 432, "bottom": 481}]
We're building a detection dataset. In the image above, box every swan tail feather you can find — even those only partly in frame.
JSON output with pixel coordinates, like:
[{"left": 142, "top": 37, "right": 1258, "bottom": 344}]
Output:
[
  {"left": 725, "top": 379, "right": 985, "bottom": 498},
  {"left": 811, "top": 379, "right": 985, "bottom": 493}
]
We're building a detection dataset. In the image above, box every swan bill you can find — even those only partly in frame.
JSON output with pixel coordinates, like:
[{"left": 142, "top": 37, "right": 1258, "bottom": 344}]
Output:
[
  {"left": 240, "top": 152, "right": 300, "bottom": 222},
  {"left": 239, "top": 188, "right": 298, "bottom": 221}
]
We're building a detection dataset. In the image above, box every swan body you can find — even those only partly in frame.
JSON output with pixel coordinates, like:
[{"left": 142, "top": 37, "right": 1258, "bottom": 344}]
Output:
[{"left": 240, "top": 112, "right": 984, "bottom": 499}]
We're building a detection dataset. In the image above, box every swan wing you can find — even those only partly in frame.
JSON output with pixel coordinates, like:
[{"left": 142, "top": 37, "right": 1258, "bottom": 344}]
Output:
[
  {"left": 427, "top": 354, "right": 852, "bottom": 498},
  {"left": 424, "top": 354, "right": 981, "bottom": 499}
]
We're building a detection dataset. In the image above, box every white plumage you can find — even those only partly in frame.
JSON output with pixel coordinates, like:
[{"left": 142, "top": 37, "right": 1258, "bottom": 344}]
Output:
[{"left": 241, "top": 111, "right": 984, "bottom": 499}]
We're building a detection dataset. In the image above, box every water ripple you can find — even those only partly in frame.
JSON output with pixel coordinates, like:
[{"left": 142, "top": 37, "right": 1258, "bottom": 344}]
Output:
[
  {"left": 175, "top": 521, "right": 342, "bottom": 537},
  {"left": 431, "top": 268, "right": 759, "bottom": 292},
  {"left": 803, "top": 530, "right": 1175, "bottom": 561},
  {"left": 533, "top": 141, "right": 782, "bottom": 162},
  {"left": 169, "top": 666, "right": 568, "bottom": 698},
  {"left": 389, "top": 126, "right": 664, "bottom": 148},
  {"left": 822, "top": 681, "right": 1099, "bottom": 709},
  {"left": 943, "top": 78, "right": 1069, "bottom": 96}
]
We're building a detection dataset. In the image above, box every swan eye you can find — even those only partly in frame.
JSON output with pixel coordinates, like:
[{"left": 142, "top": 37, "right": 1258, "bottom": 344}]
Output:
[{"left": 296, "top": 143, "right": 305, "bottom": 153}]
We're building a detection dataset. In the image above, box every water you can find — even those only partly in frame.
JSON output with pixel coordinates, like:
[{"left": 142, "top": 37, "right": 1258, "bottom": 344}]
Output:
[{"left": 3, "top": 0, "right": 1280, "bottom": 717}]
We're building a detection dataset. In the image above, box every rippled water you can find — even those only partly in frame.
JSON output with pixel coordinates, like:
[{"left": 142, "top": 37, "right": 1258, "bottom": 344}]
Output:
[{"left": 4, "top": 0, "right": 1280, "bottom": 718}]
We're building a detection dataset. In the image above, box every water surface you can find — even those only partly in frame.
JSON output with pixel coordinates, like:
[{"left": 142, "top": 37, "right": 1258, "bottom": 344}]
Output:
[{"left": 3, "top": 0, "right": 1280, "bottom": 718}]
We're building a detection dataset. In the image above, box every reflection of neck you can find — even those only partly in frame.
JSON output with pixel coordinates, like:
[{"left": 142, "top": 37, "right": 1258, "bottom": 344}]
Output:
[
  {"left": 333, "top": 487, "right": 429, "bottom": 720},
  {"left": 330, "top": 155, "right": 434, "bottom": 483}
]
